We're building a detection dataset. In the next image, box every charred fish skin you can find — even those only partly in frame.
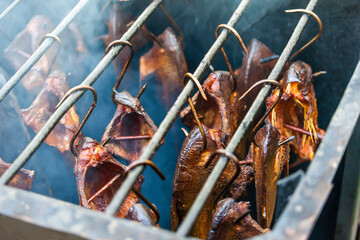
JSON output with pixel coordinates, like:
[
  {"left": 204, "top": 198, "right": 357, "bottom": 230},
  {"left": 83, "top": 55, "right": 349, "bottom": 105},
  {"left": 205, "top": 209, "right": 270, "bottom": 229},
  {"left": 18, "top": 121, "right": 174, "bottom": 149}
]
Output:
[
  {"left": 207, "top": 198, "right": 268, "bottom": 240},
  {"left": 75, "top": 137, "right": 143, "bottom": 218}
]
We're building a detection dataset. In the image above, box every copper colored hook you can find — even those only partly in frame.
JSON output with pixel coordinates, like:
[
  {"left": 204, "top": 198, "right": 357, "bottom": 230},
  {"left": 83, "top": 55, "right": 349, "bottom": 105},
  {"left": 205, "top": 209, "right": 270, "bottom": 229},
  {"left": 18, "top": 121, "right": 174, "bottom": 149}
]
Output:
[
  {"left": 124, "top": 160, "right": 166, "bottom": 181},
  {"left": 125, "top": 160, "right": 166, "bottom": 224},
  {"left": 56, "top": 85, "right": 97, "bottom": 156},
  {"left": 204, "top": 149, "right": 252, "bottom": 204},
  {"left": 131, "top": 187, "right": 161, "bottom": 224},
  {"left": 215, "top": 24, "right": 248, "bottom": 89},
  {"left": 285, "top": 9, "right": 323, "bottom": 62},
  {"left": 238, "top": 79, "right": 283, "bottom": 147},
  {"left": 104, "top": 40, "right": 134, "bottom": 104},
  {"left": 101, "top": 0, "right": 112, "bottom": 25},
  {"left": 39, "top": 33, "right": 62, "bottom": 74},
  {"left": 183, "top": 73, "right": 208, "bottom": 150},
  {"left": 159, "top": 4, "right": 184, "bottom": 42}
]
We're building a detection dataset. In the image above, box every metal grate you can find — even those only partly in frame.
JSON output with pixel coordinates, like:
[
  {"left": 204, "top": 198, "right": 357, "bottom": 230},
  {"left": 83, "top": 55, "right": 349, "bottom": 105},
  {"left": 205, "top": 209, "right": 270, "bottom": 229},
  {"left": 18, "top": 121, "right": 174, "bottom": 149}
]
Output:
[{"left": 0, "top": 0, "right": 359, "bottom": 239}]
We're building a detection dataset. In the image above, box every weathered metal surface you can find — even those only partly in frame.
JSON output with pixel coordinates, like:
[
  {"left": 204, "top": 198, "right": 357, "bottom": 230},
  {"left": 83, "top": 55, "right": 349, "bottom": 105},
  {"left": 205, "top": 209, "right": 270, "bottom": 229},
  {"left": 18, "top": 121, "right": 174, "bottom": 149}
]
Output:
[
  {"left": 0, "top": 186, "right": 195, "bottom": 240},
  {"left": 335, "top": 119, "right": 360, "bottom": 239},
  {"left": 273, "top": 170, "right": 305, "bottom": 223}
]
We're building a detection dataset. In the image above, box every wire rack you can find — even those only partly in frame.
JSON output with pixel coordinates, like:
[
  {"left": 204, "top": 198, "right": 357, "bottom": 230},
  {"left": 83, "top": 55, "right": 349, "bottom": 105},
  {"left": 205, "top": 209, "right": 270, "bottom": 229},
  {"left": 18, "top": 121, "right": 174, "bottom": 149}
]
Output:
[{"left": 0, "top": 0, "right": 359, "bottom": 239}]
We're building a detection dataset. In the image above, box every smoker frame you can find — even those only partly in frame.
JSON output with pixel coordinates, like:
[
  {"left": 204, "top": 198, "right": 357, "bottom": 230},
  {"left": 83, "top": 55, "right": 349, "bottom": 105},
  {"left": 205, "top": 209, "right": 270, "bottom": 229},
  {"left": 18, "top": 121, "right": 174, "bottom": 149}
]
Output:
[{"left": 0, "top": 0, "right": 359, "bottom": 239}]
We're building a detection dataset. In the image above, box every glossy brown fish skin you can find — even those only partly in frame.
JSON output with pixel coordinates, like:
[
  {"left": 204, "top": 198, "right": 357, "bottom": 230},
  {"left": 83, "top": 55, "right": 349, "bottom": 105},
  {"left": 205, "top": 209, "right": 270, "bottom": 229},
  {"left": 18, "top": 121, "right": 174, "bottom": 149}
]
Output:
[
  {"left": 171, "top": 125, "right": 249, "bottom": 239},
  {"left": 4, "top": 15, "right": 57, "bottom": 92},
  {"left": 0, "top": 157, "right": 34, "bottom": 191},
  {"left": 230, "top": 39, "right": 277, "bottom": 158},
  {"left": 267, "top": 61, "right": 325, "bottom": 162},
  {"left": 125, "top": 203, "right": 158, "bottom": 227},
  {"left": 180, "top": 71, "right": 235, "bottom": 144},
  {"left": 140, "top": 27, "right": 187, "bottom": 108},
  {"left": 232, "top": 38, "right": 278, "bottom": 125},
  {"left": 101, "top": 90, "right": 157, "bottom": 163},
  {"left": 21, "top": 71, "right": 81, "bottom": 156},
  {"left": 251, "top": 124, "right": 289, "bottom": 228},
  {"left": 207, "top": 199, "right": 268, "bottom": 240},
  {"left": 75, "top": 137, "right": 143, "bottom": 218}
]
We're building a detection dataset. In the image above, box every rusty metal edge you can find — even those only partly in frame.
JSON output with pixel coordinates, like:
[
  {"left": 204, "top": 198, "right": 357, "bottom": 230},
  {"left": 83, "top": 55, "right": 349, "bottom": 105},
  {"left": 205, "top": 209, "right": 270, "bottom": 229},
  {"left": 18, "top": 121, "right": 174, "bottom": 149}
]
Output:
[
  {"left": 0, "top": 185, "right": 197, "bottom": 240},
  {"left": 252, "top": 60, "right": 360, "bottom": 240}
]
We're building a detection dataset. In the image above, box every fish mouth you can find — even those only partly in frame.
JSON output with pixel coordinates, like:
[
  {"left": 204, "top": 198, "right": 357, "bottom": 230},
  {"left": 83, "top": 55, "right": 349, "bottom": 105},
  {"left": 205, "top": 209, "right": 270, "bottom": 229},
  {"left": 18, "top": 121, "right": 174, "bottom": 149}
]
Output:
[{"left": 269, "top": 82, "right": 324, "bottom": 160}]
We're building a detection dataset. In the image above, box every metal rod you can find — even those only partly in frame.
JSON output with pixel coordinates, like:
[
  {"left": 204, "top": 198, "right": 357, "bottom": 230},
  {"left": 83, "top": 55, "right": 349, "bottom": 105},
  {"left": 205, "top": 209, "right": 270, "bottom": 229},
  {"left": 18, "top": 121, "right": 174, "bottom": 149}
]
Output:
[
  {"left": 0, "top": 0, "right": 163, "bottom": 185},
  {"left": 105, "top": 0, "right": 252, "bottom": 216},
  {"left": 0, "top": 0, "right": 90, "bottom": 102},
  {"left": 176, "top": 0, "right": 319, "bottom": 236},
  {"left": 0, "top": 0, "right": 20, "bottom": 22}
]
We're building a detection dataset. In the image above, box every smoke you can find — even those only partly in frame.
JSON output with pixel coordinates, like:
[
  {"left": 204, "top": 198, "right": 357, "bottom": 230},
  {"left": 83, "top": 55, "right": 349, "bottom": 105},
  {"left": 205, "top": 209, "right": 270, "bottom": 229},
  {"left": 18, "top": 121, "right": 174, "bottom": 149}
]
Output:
[{"left": 0, "top": 0, "right": 359, "bottom": 234}]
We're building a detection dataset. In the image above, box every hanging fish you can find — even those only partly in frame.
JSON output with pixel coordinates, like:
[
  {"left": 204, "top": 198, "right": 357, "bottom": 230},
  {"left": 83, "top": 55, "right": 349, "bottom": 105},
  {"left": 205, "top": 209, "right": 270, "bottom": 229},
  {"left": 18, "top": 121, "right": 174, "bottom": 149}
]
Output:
[
  {"left": 0, "top": 157, "right": 34, "bottom": 191},
  {"left": 74, "top": 137, "right": 143, "bottom": 218},
  {"left": 207, "top": 198, "right": 268, "bottom": 240},
  {"left": 171, "top": 125, "right": 252, "bottom": 239},
  {"left": 101, "top": 90, "right": 157, "bottom": 164},
  {"left": 104, "top": 3, "right": 151, "bottom": 77},
  {"left": 139, "top": 27, "right": 187, "bottom": 108},
  {"left": 267, "top": 61, "right": 325, "bottom": 165},
  {"left": 21, "top": 71, "right": 81, "bottom": 157},
  {"left": 232, "top": 38, "right": 278, "bottom": 125},
  {"left": 250, "top": 124, "right": 290, "bottom": 228},
  {"left": 180, "top": 71, "right": 235, "bottom": 144},
  {"left": 4, "top": 15, "right": 58, "bottom": 92}
]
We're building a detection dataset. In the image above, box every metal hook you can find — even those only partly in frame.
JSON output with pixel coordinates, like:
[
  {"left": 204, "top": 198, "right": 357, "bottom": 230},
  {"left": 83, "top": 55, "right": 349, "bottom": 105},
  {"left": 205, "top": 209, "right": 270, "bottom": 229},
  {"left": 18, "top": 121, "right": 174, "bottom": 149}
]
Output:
[
  {"left": 215, "top": 24, "right": 248, "bottom": 89},
  {"left": 183, "top": 73, "right": 208, "bottom": 150},
  {"left": 278, "top": 136, "right": 295, "bottom": 146},
  {"left": 86, "top": 174, "right": 161, "bottom": 224},
  {"left": 131, "top": 187, "right": 161, "bottom": 224},
  {"left": 103, "top": 40, "right": 134, "bottom": 104},
  {"left": 285, "top": 9, "right": 323, "bottom": 62},
  {"left": 135, "top": 82, "right": 148, "bottom": 99},
  {"left": 39, "top": 33, "right": 62, "bottom": 75},
  {"left": 238, "top": 79, "right": 283, "bottom": 147},
  {"left": 101, "top": 0, "right": 112, "bottom": 25},
  {"left": 125, "top": 160, "right": 166, "bottom": 224},
  {"left": 124, "top": 160, "right": 166, "bottom": 181},
  {"left": 159, "top": 4, "right": 184, "bottom": 42},
  {"left": 312, "top": 71, "right": 327, "bottom": 80},
  {"left": 204, "top": 149, "right": 252, "bottom": 204},
  {"left": 56, "top": 85, "right": 97, "bottom": 156}
]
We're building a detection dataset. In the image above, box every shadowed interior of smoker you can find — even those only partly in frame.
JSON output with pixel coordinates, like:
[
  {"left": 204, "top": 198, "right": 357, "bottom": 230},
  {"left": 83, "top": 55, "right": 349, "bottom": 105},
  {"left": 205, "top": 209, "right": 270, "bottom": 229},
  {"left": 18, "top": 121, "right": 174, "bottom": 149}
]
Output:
[{"left": 0, "top": 0, "right": 358, "bottom": 238}]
